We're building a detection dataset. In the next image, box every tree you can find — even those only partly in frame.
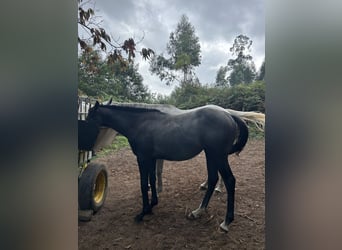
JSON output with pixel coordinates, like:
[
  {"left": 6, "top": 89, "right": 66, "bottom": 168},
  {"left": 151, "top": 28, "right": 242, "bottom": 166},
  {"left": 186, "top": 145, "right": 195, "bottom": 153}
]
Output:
[
  {"left": 78, "top": 49, "right": 151, "bottom": 102},
  {"left": 78, "top": 0, "right": 154, "bottom": 69},
  {"left": 215, "top": 66, "right": 229, "bottom": 87},
  {"left": 229, "top": 63, "right": 255, "bottom": 86},
  {"left": 169, "top": 82, "right": 209, "bottom": 109},
  {"left": 149, "top": 14, "right": 201, "bottom": 85},
  {"left": 78, "top": 49, "right": 109, "bottom": 97},
  {"left": 227, "top": 81, "right": 265, "bottom": 112},
  {"left": 227, "top": 34, "right": 256, "bottom": 86},
  {"left": 256, "top": 59, "right": 265, "bottom": 81}
]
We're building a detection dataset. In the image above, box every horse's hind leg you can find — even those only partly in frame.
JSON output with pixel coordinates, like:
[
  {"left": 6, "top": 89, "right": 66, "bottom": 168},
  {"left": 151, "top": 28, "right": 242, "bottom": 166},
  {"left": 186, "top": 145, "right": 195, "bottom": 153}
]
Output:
[
  {"left": 199, "top": 174, "right": 223, "bottom": 193},
  {"left": 149, "top": 160, "right": 158, "bottom": 207},
  {"left": 156, "top": 159, "right": 163, "bottom": 193},
  {"left": 189, "top": 154, "right": 219, "bottom": 219},
  {"left": 218, "top": 160, "right": 236, "bottom": 232},
  {"left": 215, "top": 175, "right": 224, "bottom": 193}
]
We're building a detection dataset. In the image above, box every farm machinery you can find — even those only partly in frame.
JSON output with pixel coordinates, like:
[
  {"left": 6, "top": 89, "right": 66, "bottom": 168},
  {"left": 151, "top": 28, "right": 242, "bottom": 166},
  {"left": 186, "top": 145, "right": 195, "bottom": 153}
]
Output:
[{"left": 78, "top": 96, "right": 117, "bottom": 221}]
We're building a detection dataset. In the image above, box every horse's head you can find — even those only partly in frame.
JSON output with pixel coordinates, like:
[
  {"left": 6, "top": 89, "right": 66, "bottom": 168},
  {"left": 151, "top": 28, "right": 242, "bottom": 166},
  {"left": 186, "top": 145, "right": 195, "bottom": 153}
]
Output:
[{"left": 86, "top": 101, "right": 103, "bottom": 126}]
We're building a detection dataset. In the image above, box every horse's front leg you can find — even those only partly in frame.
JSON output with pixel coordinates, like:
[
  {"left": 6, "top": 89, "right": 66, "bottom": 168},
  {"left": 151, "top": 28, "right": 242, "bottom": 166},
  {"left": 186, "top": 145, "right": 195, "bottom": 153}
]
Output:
[
  {"left": 135, "top": 157, "right": 157, "bottom": 222},
  {"left": 135, "top": 157, "right": 151, "bottom": 222}
]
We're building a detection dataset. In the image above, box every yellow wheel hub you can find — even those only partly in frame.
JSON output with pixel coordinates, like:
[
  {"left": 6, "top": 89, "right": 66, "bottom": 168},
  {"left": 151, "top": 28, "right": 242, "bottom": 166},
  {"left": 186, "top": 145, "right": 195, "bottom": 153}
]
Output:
[{"left": 93, "top": 171, "right": 106, "bottom": 204}]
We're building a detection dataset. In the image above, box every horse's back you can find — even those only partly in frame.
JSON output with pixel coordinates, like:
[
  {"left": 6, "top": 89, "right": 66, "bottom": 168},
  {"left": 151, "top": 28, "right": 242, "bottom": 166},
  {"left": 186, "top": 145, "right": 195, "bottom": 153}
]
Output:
[{"left": 170, "top": 105, "right": 238, "bottom": 153}]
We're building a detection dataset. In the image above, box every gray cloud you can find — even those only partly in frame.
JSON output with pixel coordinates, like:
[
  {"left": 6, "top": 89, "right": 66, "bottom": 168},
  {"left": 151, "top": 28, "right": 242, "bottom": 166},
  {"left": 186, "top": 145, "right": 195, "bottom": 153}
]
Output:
[{"left": 91, "top": 0, "right": 264, "bottom": 94}]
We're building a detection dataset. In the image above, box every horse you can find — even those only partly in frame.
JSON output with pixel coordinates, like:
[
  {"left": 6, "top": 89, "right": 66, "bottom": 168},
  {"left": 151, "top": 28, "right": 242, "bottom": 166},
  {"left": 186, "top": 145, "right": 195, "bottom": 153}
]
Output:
[{"left": 86, "top": 101, "right": 249, "bottom": 232}]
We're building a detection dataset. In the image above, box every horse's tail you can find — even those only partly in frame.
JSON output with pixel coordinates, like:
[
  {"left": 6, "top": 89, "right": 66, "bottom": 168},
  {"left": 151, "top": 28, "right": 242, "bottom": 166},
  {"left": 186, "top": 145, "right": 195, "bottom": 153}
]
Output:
[{"left": 229, "top": 115, "right": 249, "bottom": 155}]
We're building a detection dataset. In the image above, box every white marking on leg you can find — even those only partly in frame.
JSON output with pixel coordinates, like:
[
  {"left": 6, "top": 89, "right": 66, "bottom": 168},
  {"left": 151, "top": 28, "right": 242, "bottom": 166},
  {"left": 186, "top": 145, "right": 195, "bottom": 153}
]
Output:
[
  {"left": 219, "top": 220, "right": 229, "bottom": 232},
  {"left": 200, "top": 180, "right": 208, "bottom": 190},
  {"left": 191, "top": 206, "right": 206, "bottom": 218},
  {"left": 215, "top": 176, "right": 224, "bottom": 193}
]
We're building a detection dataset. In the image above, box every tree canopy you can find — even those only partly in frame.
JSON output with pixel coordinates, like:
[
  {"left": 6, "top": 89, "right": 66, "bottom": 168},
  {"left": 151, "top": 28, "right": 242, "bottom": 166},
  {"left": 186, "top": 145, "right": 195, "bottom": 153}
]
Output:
[
  {"left": 77, "top": 0, "right": 154, "bottom": 102},
  {"left": 149, "top": 14, "right": 201, "bottom": 85},
  {"left": 256, "top": 59, "right": 265, "bottom": 81},
  {"left": 227, "top": 34, "right": 256, "bottom": 86},
  {"left": 215, "top": 66, "right": 229, "bottom": 87},
  {"left": 78, "top": 0, "right": 154, "bottom": 68},
  {"left": 78, "top": 49, "right": 151, "bottom": 102}
]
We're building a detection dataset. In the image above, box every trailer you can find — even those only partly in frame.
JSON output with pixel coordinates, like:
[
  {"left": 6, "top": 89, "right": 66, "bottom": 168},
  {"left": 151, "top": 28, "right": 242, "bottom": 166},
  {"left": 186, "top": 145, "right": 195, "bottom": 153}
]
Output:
[{"left": 78, "top": 96, "right": 117, "bottom": 221}]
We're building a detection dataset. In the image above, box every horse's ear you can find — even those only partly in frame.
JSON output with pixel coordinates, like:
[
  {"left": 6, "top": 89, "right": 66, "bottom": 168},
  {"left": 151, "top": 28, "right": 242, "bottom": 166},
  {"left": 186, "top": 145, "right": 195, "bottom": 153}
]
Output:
[
  {"left": 108, "top": 98, "right": 112, "bottom": 105},
  {"left": 94, "top": 101, "right": 100, "bottom": 109}
]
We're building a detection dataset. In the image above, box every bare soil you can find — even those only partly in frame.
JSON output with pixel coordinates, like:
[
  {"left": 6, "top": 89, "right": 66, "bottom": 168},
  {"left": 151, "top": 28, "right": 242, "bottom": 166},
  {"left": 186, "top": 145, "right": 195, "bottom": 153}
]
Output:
[{"left": 79, "top": 139, "right": 265, "bottom": 249}]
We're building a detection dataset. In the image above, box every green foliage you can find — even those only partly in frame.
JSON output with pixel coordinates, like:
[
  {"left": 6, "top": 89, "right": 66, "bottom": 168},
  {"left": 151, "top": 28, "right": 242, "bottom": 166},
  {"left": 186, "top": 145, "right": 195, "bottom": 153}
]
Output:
[
  {"left": 78, "top": 49, "right": 152, "bottom": 102},
  {"left": 215, "top": 66, "right": 229, "bottom": 87},
  {"left": 168, "top": 82, "right": 211, "bottom": 109},
  {"left": 228, "top": 63, "right": 256, "bottom": 86},
  {"left": 149, "top": 55, "right": 177, "bottom": 85},
  {"left": 227, "top": 34, "right": 256, "bottom": 86},
  {"left": 226, "top": 81, "right": 265, "bottom": 112},
  {"left": 78, "top": 1, "right": 154, "bottom": 66},
  {"left": 149, "top": 14, "right": 201, "bottom": 85},
  {"left": 166, "top": 81, "right": 265, "bottom": 113},
  {"left": 229, "top": 34, "right": 253, "bottom": 61},
  {"left": 95, "top": 135, "right": 129, "bottom": 157},
  {"left": 256, "top": 59, "right": 265, "bottom": 81},
  {"left": 168, "top": 15, "right": 201, "bottom": 68},
  {"left": 247, "top": 123, "right": 265, "bottom": 139}
]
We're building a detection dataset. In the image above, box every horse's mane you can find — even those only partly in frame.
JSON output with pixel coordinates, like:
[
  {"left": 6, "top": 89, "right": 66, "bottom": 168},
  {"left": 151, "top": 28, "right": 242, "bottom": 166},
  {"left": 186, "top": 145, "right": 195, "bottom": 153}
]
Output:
[
  {"left": 100, "top": 103, "right": 179, "bottom": 114},
  {"left": 97, "top": 103, "right": 265, "bottom": 131}
]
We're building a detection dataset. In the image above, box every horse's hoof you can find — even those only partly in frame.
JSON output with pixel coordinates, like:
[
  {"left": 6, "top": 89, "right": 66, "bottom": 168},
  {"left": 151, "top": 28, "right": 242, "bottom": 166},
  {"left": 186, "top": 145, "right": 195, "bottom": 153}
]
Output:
[
  {"left": 219, "top": 221, "right": 229, "bottom": 232},
  {"left": 186, "top": 212, "right": 197, "bottom": 220},
  {"left": 134, "top": 213, "right": 144, "bottom": 223},
  {"left": 151, "top": 199, "right": 158, "bottom": 208},
  {"left": 144, "top": 207, "right": 153, "bottom": 215},
  {"left": 187, "top": 207, "right": 205, "bottom": 220},
  {"left": 214, "top": 188, "right": 222, "bottom": 193}
]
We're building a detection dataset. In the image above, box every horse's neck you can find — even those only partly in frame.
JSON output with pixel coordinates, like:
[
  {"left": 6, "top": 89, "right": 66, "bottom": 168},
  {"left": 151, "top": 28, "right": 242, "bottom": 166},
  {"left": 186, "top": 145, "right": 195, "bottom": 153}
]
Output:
[{"left": 101, "top": 107, "right": 152, "bottom": 137}]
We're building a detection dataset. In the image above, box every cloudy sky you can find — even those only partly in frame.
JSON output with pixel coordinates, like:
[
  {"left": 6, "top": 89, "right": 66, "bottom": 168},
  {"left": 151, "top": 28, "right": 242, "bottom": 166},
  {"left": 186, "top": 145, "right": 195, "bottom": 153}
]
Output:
[{"left": 80, "top": 0, "right": 264, "bottom": 95}]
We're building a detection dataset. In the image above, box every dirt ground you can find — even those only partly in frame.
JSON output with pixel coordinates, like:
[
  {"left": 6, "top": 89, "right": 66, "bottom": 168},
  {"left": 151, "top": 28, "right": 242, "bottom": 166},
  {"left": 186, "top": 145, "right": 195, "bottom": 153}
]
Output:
[{"left": 79, "top": 139, "right": 265, "bottom": 250}]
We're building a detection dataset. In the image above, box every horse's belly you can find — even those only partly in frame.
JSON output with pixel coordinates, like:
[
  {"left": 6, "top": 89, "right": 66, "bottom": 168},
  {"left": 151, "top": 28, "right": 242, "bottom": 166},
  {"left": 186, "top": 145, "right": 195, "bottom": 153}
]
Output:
[{"left": 154, "top": 140, "right": 202, "bottom": 161}]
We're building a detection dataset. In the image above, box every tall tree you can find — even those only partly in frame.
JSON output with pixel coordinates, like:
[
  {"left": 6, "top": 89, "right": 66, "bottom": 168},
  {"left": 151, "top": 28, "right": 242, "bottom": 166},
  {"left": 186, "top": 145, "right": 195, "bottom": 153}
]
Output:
[
  {"left": 215, "top": 66, "right": 229, "bottom": 87},
  {"left": 78, "top": 49, "right": 151, "bottom": 102},
  {"left": 149, "top": 14, "right": 201, "bottom": 85},
  {"left": 256, "top": 59, "right": 265, "bottom": 81},
  {"left": 227, "top": 34, "right": 256, "bottom": 86}
]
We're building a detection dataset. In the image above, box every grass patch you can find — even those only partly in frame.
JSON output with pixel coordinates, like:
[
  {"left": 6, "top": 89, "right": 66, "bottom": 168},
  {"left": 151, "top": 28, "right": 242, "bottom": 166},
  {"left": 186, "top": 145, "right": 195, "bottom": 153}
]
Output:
[
  {"left": 95, "top": 135, "right": 129, "bottom": 157},
  {"left": 247, "top": 123, "right": 265, "bottom": 139}
]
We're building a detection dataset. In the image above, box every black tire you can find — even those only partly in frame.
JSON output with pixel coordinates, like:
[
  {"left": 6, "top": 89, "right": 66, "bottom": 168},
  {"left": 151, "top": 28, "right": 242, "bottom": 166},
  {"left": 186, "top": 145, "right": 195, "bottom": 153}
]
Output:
[{"left": 78, "top": 163, "right": 108, "bottom": 212}]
